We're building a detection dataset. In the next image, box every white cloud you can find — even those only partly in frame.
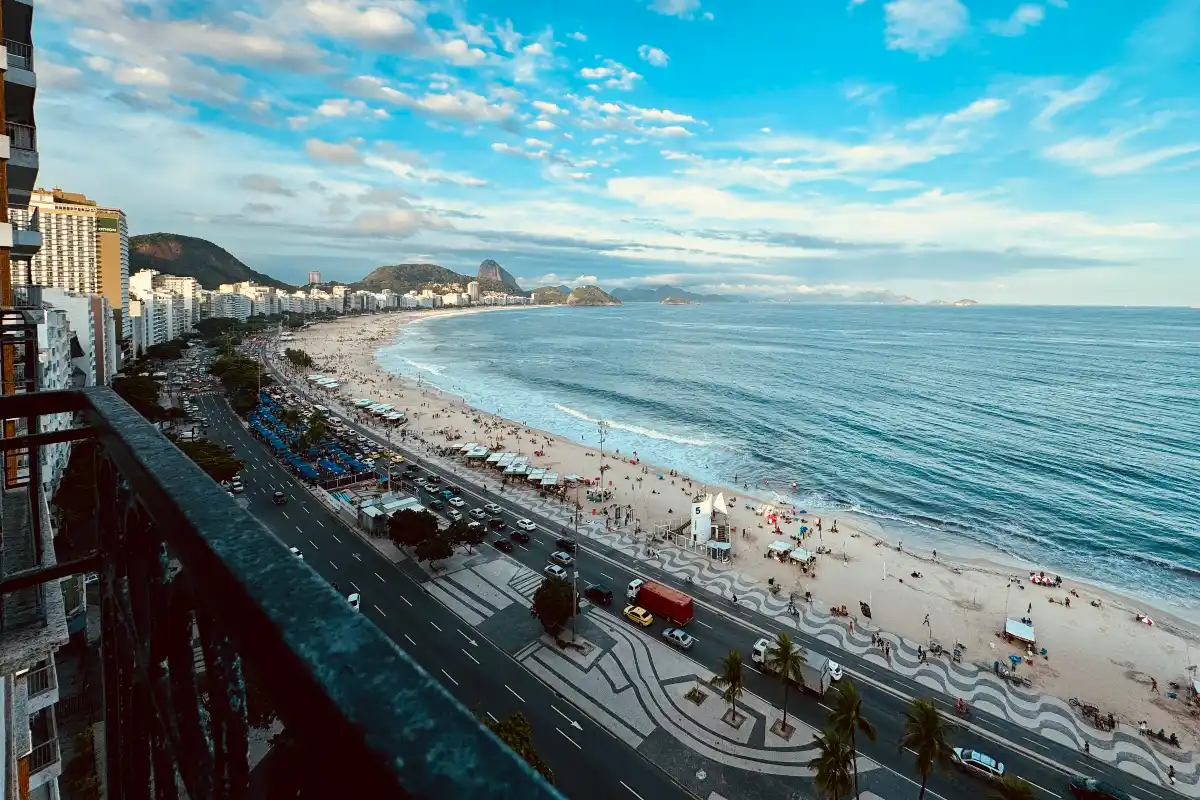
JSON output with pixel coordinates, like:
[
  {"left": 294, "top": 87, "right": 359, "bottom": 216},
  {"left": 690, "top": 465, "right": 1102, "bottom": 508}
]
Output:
[
  {"left": 525, "top": 138, "right": 554, "bottom": 148},
  {"left": 884, "top": 0, "right": 970, "bottom": 57},
  {"left": 531, "top": 119, "right": 557, "bottom": 131},
  {"left": 942, "top": 97, "right": 1010, "bottom": 124},
  {"left": 305, "top": 138, "right": 364, "bottom": 164},
  {"left": 638, "top": 45, "right": 670, "bottom": 67},
  {"left": 415, "top": 90, "right": 513, "bottom": 123},
  {"left": 632, "top": 107, "right": 697, "bottom": 124},
  {"left": 988, "top": 3, "right": 1046, "bottom": 37},
  {"left": 433, "top": 39, "right": 488, "bottom": 66},
  {"left": 306, "top": 1, "right": 420, "bottom": 46},
  {"left": 569, "top": 32, "right": 588, "bottom": 42},
  {"left": 591, "top": 136, "right": 617, "bottom": 145},
  {"left": 868, "top": 179, "right": 925, "bottom": 192},
  {"left": 365, "top": 153, "right": 490, "bottom": 186},
  {"left": 650, "top": 0, "right": 703, "bottom": 17},
  {"left": 1042, "top": 117, "right": 1200, "bottom": 176},
  {"left": 239, "top": 174, "right": 296, "bottom": 196},
  {"left": 760, "top": 127, "right": 772, "bottom": 133},
  {"left": 702, "top": 11, "right": 715, "bottom": 20},
  {"left": 569, "top": 172, "right": 593, "bottom": 180},
  {"left": 1030, "top": 74, "right": 1109, "bottom": 131},
  {"left": 522, "top": 42, "right": 549, "bottom": 56},
  {"left": 532, "top": 100, "right": 567, "bottom": 115},
  {"left": 316, "top": 98, "right": 387, "bottom": 119},
  {"left": 353, "top": 208, "right": 449, "bottom": 236},
  {"left": 580, "top": 61, "right": 643, "bottom": 91},
  {"left": 645, "top": 126, "right": 693, "bottom": 138}
]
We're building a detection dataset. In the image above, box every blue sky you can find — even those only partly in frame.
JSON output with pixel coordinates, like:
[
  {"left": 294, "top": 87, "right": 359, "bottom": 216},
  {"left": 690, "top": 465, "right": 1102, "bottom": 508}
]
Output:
[{"left": 33, "top": 0, "right": 1200, "bottom": 304}]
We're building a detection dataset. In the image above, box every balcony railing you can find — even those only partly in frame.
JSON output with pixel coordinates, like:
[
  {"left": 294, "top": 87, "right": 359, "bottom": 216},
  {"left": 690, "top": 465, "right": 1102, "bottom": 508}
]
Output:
[
  {"left": 6, "top": 121, "right": 35, "bottom": 151},
  {"left": 0, "top": 378, "right": 562, "bottom": 796},
  {"left": 27, "top": 663, "right": 54, "bottom": 696},
  {"left": 27, "top": 739, "right": 58, "bottom": 775},
  {"left": 5, "top": 40, "right": 32, "bottom": 71}
]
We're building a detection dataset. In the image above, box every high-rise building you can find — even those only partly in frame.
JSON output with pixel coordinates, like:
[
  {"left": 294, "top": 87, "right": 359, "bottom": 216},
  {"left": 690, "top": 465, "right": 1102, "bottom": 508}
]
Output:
[
  {"left": 307, "top": 270, "right": 321, "bottom": 285},
  {"left": 467, "top": 281, "right": 481, "bottom": 303},
  {"left": 10, "top": 189, "right": 129, "bottom": 345}
]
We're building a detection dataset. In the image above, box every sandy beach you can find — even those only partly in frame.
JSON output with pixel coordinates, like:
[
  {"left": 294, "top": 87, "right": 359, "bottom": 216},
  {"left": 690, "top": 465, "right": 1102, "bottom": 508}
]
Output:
[{"left": 286, "top": 307, "right": 1200, "bottom": 750}]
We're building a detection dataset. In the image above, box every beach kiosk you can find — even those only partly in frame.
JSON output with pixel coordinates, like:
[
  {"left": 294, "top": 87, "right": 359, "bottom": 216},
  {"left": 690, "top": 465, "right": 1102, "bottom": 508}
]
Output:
[{"left": 1003, "top": 618, "right": 1036, "bottom": 646}]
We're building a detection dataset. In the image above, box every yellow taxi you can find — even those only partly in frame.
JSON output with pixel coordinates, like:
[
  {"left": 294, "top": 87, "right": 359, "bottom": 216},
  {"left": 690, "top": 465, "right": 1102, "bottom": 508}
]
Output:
[
  {"left": 391, "top": 454, "right": 405, "bottom": 464},
  {"left": 623, "top": 605, "right": 654, "bottom": 627}
]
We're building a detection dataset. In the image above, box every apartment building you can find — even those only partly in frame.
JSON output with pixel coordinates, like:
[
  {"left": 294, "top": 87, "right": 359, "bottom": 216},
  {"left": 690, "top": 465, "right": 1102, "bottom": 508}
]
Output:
[
  {"left": 95, "top": 206, "right": 129, "bottom": 340},
  {"left": 39, "top": 288, "right": 117, "bottom": 387}
]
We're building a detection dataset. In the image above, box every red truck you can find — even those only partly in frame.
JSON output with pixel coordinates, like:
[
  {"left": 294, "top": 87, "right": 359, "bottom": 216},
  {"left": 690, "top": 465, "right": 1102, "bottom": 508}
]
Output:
[{"left": 626, "top": 578, "right": 694, "bottom": 626}]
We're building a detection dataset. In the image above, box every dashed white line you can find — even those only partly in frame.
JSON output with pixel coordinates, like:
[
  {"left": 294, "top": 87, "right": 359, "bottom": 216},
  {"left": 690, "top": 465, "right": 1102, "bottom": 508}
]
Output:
[
  {"left": 694, "top": 619, "right": 713, "bottom": 629},
  {"left": 303, "top": 506, "right": 310, "bottom": 514},
  {"left": 462, "top": 649, "right": 480, "bottom": 665},
  {"left": 374, "top": 605, "right": 387, "bottom": 617},
  {"left": 281, "top": 511, "right": 290, "bottom": 520},
  {"left": 620, "top": 782, "right": 646, "bottom": 800},
  {"left": 556, "top": 728, "right": 581, "bottom": 749},
  {"left": 746, "top": 665, "right": 762, "bottom": 674},
  {"left": 505, "top": 685, "right": 525, "bottom": 703},
  {"left": 350, "top": 581, "right": 361, "bottom": 592},
  {"left": 600, "top": 572, "right": 614, "bottom": 580},
  {"left": 400, "top": 595, "right": 412, "bottom": 607},
  {"left": 375, "top": 572, "right": 386, "bottom": 583},
  {"left": 352, "top": 553, "right": 362, "bottom": 561},
  {"left": 317, "top": 520, "right": 325, "bottom": 528},
  {"left": 403, "top": 634, "right": 416, "bottom": 647},
  {"left": 440, "top": 669, "right": 458, "bottom": 687},
  {"left": 331, "top": 534, "right": 341, "bottom": 543},
  {"left": 329, "top": 561, "right": 338, "bottom": 570},
  {"left": 430, "top": 621, "right": 442, "bottom": 632}
]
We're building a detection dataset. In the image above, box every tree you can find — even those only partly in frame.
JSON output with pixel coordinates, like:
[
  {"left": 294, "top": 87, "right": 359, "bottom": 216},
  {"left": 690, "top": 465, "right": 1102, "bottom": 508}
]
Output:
[
  {"left": 485, "top": 712, "right": 554, "bottom": 785},
  {"left": 414, "top": 534, "right": 453, "bottom": 566},
  {"left": 899, "top": 698, "right": 951, "bottom": 800},
  {"left": 388, "top": 509, "right": 439, "bottom": 548},
  {"left": 719, "top": 649, "right": 745, "bottom": 722},
  {"left": 284, "top": 348, "right": 314, "bottom": 370},
  {"left": 279, "top": 408, "right": 302, "bottom": 428},
  {"left": 145, "top": 339, "right": 186, "bottom": 361},
  {"left": 178, "top": 440, "right": 245, "bottom": 483},
  {"left": 990, "top": 776, "right": 1038, "bottom": 800},
  {"left": 765, "top": 632, "right": 804, "bottom": 730},
  {"left": 808, "top": 727, "right": 855, "bottom": 799},
  {"left": 531, "top": 576, "right": 574, "bottom": 637},
  {"left": 448, "top": 519, "right": 485, "bottom": 553},
  {"left": 828, "top": 680, "right": 876, "bottom": 799},
  {"left": 112, "top": 375, "right": 168, "bottom": 421}
]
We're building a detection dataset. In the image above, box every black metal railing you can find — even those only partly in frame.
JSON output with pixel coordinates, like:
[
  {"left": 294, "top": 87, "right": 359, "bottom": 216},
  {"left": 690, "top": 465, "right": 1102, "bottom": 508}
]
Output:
[
  {"left": 6, "top": 121, "right": 35, "bottom": 151},
  {"left": 27, "top": 739, "right": 58, "bottom": 774},
  {"left": 4, "top": 40, "right": 32, "bottom": 71},
  {"left": 0, "top": 385, "right": 562, "bottom": 798}
]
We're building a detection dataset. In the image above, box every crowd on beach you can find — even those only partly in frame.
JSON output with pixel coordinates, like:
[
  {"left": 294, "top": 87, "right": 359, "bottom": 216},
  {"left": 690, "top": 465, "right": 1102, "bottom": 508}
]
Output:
[{"left": 283, "top": 310, "right": 1200, "bottom": 753}]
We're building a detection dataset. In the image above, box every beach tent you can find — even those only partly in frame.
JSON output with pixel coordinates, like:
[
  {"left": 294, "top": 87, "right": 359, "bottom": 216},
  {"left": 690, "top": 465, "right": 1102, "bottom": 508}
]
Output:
[
  {"left": 459, "top": 443, "right": 478, "bottom": 453},
  {"left": 540, "top": 472, "right": 559, "bottom": 487},
  {"left": 1004, "top": 618, "right": 1036, "bottom": 645},
  {"left": 466, "top": 447, "right": 489, "bottom": 459},
  {"left": 768, "top": 540, "right": 792, "bottom": 554},
  {"left": 788, "top": 548, "right": 814, "bottom": 563},
  {"left": 486, "top": 452, "right": 505, "bottom": 464}
]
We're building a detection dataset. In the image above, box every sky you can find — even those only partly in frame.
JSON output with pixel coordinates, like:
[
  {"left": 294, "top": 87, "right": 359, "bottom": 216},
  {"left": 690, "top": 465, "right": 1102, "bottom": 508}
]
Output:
[{"left": 32, "top": 0, "right": 1200, "bottom": 304}]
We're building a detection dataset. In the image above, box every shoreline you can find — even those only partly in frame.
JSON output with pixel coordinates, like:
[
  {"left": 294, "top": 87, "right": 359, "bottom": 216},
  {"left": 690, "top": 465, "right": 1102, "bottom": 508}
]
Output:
[{"left": 289, "top": 307, "right": 1200, "bottom": 748}]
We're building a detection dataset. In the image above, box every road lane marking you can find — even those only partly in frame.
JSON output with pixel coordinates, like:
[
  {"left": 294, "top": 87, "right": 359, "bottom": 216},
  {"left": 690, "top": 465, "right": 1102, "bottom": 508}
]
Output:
[
  {"left": 317, "top": 520, "right": 324, "bottom": 528},
  {"left": 281, "top": 511, "right": 289, "bottom": 519},
  {"left": 400, "top": 595, "right": 412, "bottom": 607},
  {"left": 404, "top": 634, "right": 416, "bottom": 647},
  {"left": 505, "top": 685, "right": 525, "bottom": 703},
  {"left": 331, "top": 534, "right": 341, "bottom": 543},
  {"left": 352, "top": 553, "right": 362, "bottom": 561},
  {"left": 556, "top": 728, "right": 581, "bottom": 749},
  {"left": 620, "top": 782, "right": 645, "bottom": 800},
  {"left": 694, "top": 619, "right": 713, "bottom": 629},
  {"left": 374, "top": 605, "right": 387, "bottom": 617},
  {"left": 440, "top": 669, "right": 458, "bottom": 687},
  {"left": 600, "top": 572, "right": 614, "bottom": 580},
  {"left": 304, "top": 506, "right": 310, "bottom": 514},
  {"left": 746, "top": 665, "right": 762, "bottom": 674},
  {"left": 462, "top": 649, "right": 480, "bottom": 665},
  {"left": 329, "top": 561, "right": 338, "bottom": 570},
  {"left": 350, "top": 582, "right": 360, "bottom": 592},
  {"left": 430, "top": 621, "right": 442, "bottom": 632},
  {"left": 375, "top": 572, "right": 386, "bottom": 583}
]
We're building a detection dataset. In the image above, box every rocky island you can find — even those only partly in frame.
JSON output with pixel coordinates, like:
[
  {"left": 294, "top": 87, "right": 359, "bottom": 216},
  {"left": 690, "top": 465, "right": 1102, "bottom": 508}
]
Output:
[
  {"left": 531, "top": 286, "right": 569, "bottom": 305},
  {"left": 660, "top": 296, "right": 697, "bottom": 305},
  {"left": 566, "top": 285, "right": 621, "bottom": 306}
]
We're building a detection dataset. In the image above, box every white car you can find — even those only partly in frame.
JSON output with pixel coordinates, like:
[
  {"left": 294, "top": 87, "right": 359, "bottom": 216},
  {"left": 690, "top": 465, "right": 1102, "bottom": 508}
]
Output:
[
  {"left": 828, "top": 661, "right": 844, "bottom": 681},
  {"left": 550, "top": 551, "right": 574, "bottom": 567},
  {"left": 469, "top": 508, "right": 487, "bottom": 520},
  {"left": 448, "top": 496, "right": 466, "bottom": 508},
  {"left": 483, "top": 502, "right": 502, "bottom": 515},
  {"left": 950, "top": 748, "right": 1006, "bottom": 782},
  {"left": 543, "top": 564, "right": 569, "bottom": 580},
  {"left": 447, "top": 510, "right": 463, "bottom": 522},
  {"left": 347, "top": 593, "right": 361, "bottom": 612},
  {"left": 517, "top": 518, "right": 537, "bottom": 531},
  {"left": 288, "top": 547, "right": 303, "bottom": 560}
]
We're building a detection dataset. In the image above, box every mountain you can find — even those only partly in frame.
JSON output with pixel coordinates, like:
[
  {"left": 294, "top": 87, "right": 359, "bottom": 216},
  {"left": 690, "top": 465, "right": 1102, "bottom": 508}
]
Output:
[
  {"left": 129, "top": 233, "right": 294, "bottom": 291},
  {"left": 953, "top": 299, "right": 979, "bottom": 306},
  {"left": 477, "top": 259, "right": 524, "bottom": 294},
  {"left": 567, "top": 285, "right": 621, "bottom": 306},
  {"left": 556, "top": 284, "right": 573, "bottom": 295},
  {"left": 926, "top": 299, "right": 950, "bottom": 306},
  {"left": 660, "top": 296, "right": 697, "bottom": 305},
  {"left": 610, "top": 285, "right": 731, "bottom": 303},
  {"left": 352, "top": 262, "right": 528, "bottom": 296},
  {"left": 531, "top": 286, "right": 569, "bottom": 305}
]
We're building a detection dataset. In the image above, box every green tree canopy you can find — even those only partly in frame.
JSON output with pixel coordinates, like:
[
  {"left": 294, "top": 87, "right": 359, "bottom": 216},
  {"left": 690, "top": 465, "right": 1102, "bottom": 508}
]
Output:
[
  {"left": 112, "top": 375, "right": 168, "bottom": 421},
  {"left": 388, "top": 509, "right": 439, "bottom": 549},
  {"left": 532, "top": 575, "right": 575, "bottom": 636},
  {"left": 765, "top": 632, "right": 804, "bottom": 729},
  {"left": 828, "top": 680, "right": 875, "bottom": 799},
  {"left": 720, "top": 649, "right": 745, "bottom": 719},
  {"left": 178, "top": 440, "right": 245, "bottom": 483},
  {"left": 809, "top": 727, "right": 855, "bottom": 799},
  {"left": 899, "top": 698, "right": 951, "bottom": 799},
  {"left": 414, "top": 533, "right": 453, "bottom": 566},
  {"left": 283, "top": 348, "right": 314, "bottom": 369},
  {"left": 485, "top": 712, "right": 554, "bottom": 785}
]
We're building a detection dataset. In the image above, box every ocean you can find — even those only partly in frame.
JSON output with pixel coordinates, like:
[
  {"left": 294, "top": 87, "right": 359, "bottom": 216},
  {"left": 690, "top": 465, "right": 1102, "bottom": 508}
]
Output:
[{"left": 376, "top": 304, "right": 1200, "bottom": 617}]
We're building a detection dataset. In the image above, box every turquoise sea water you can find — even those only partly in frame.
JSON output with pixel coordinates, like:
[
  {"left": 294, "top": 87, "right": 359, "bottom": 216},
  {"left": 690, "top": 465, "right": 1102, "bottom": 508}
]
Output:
[{"left": 377, "top": 304, "right": 1200, "bottom": 616}]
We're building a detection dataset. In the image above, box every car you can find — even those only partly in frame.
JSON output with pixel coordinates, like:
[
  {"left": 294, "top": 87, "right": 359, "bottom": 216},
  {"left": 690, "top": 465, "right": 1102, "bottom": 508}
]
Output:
[
  {"left": 517, "top": 518, "right": 537, "bottom": 532},
  {"left": 425, "top": 474, "right": 442, "bottom": 485},
  {"left": 467, "top": 520, "right": 484, "bottom": 532},
  {"left": 493, "top": 539, "right": 514, "bottom": 552},
  {"left": 1068, "top": 778, "right": 1131, "bottom": 800},
  {"left": 272, "top": 491, "right": 287, "bottom": 505},
  {"left": 483, "top": 502, "right": 502, "bottom": 514},
  {"left": 488, "top": 518, "right": 508, "bottom": 531},
  {"left": 554, "top": 537, "right": 576, "bottom": 552},
  {"left": 347, "top": 593, "right": 361, "bottom": 612},
  {"left": 224, "top": 443, "right": 236, "bottom": 454},
  {"left": 428, "top": 499, "right": 445, "bottom": 510},
  {"left": 583, "top": 584, "right": 613, "bottom": 605},
  {"left": 828, "top": 661, "right": 843, "bottom": 681},
  {"left": 623, "top": 605, "right": 654, "bottom": 627},
  {"left": 446, "top": 485, "right": 461, "bottom": 495},
  {"left": 447, "top": 510, "right": 463, "bottom": 522},
  {"left": 550, "top": 551, "right": 574, "bottom": 567},
  {"left": 355, "top": 434, "right": 367, "bottom": 443},
  {"left": 288, "top": 547, "right": 303, "bottom": 560},
  {"left": 392, "top": 455, "right": 405, "bottom": 464},
  {"left": 950, "top": 748, "right": 1005, "bottom": 782},
  {"left": 662, "top": 628, "right": 695, "bottom": 650},
  {"left": 414, "top": 480, "right": 430, "bottom": 491},
  {"left": 544, "top": 564, "right": 569, "bottom": 580},
  {"left": 448, "top": 496, "right": 465, "bottom": 508},
  {"left": 229, "top": 482, "right": 244, "bottom": 494},
  {"left": 440, "top": 489, "right": 454, "bottom": 499},
  {"left": 469, "top": 508, "right": 487, "bottom": 520},
  {"left": 509, "top": 530, "right": 531, "bottom": 544}
]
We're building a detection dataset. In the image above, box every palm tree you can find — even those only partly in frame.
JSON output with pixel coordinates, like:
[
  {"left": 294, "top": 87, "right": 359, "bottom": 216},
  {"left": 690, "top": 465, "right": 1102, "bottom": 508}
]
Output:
[
  {"left": 898, "top": 698, "right": 951, "bottom": 799},
  {"left": 765, "top": 632, "right": 804, "bottom": 731},
  {"left": 828, "top": 680, "right": 876, "bottom": 799},
  {"left": 719, "top": 650, "right": 745, "bottom": 724},
  {"left": 808, "top": 727, "right": 855, "bottom": 799},
  {"left": 990, "top": 775, "right": 1037, "bottom": 800}
]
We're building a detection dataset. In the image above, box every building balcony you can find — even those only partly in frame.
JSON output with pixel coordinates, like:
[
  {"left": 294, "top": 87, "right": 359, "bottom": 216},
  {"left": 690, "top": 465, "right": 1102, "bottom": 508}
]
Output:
[
  {"left": 23, "top": 657, "right": 59, "bottom": 713},
  {"left": 5, "top": 121, "right": 38, "bottom": 202},
  {"left": 5, "top": 39, "right": 33, "bottom": 72},
  {"left": 0, "top": 316, "right": 562, "bottom": 798},
  {"left": 10, "top": 206, "right": 41, "bottom": 256}
]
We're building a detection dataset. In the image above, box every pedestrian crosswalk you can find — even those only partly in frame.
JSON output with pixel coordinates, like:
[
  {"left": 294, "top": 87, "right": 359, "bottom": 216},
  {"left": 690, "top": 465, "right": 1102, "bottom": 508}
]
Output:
[{"left": 509, "top": 569, "right": 544, "bottom": 600}]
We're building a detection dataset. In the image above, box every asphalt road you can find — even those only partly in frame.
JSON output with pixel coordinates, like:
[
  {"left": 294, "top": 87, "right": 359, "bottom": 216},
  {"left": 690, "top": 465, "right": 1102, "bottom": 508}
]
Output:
[
  {"left": 218, "top": 354, "right": 1175, "bottom": 800},
  {"left": 196, "top": 393, "right": 689, "bottom": 800}
]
